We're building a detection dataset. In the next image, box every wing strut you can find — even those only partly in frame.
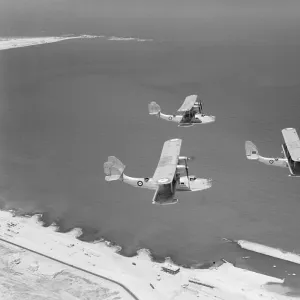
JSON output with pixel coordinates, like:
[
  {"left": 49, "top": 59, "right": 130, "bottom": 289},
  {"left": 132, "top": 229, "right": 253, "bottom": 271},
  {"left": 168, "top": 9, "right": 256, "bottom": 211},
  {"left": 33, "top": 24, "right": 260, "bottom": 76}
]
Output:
[{"left": 184, "top": 159, "right": 190, "bottom": 190}]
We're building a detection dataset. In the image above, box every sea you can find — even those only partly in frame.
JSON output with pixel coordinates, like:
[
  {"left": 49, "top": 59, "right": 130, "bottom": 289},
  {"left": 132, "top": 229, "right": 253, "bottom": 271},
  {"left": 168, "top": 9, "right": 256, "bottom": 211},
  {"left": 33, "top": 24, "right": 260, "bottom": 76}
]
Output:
[{"left": 0, "top": 0, "right": 300, "bottom": 293}]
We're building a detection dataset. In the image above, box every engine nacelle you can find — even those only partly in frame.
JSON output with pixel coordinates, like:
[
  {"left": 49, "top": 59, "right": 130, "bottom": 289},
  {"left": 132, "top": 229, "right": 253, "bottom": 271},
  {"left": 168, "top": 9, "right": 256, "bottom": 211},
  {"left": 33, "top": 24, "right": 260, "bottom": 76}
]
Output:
[
  {"left": 178, "top": 156, "right": 190, "bottom": 165},
  {"left": 176, "top": 164, "right": 189, "bottom": 175}
]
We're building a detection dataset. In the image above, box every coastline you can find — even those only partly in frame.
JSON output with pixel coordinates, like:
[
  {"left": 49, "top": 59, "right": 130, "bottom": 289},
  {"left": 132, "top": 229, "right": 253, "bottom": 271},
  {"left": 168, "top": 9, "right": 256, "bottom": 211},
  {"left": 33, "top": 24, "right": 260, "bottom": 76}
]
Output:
[
  {"left": 0, "top": 208, "right": 292, "bottom": 300},
  {"left": 0, "top": 35, "right": 153, "bottom": 51},
  {"left": 237, "top": 240, "right": 300, "bottom": 265}
]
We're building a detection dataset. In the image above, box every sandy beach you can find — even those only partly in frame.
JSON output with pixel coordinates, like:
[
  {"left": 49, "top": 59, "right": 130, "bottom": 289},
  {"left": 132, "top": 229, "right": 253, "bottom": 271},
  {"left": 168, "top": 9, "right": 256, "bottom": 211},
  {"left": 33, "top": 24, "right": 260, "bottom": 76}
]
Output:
[
  {"left": 0, "top": 35, "right": 152, "bottom": 51},
  {"left": 0, "top": 210, "right": 294, "bottom": 300}
]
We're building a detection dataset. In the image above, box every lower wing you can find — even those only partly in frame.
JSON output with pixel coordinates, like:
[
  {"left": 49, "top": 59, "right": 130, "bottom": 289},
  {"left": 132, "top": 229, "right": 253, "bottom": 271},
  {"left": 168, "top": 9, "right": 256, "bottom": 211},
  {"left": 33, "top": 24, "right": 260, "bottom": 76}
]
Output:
[{"left": 152, "top": 185, "right": 178, "bottom": 205}]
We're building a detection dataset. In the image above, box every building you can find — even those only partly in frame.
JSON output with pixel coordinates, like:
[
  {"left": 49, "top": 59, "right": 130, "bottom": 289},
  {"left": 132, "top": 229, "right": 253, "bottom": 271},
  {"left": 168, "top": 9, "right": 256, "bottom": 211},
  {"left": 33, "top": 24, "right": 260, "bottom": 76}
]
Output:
[{"left": 161, "top": 263, "right": 180, "bottom": 275}]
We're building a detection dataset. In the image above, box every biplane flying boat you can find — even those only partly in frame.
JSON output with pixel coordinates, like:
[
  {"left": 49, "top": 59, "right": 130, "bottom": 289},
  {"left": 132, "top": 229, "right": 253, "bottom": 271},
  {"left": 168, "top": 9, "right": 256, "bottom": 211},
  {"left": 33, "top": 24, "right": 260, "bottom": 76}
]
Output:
[
  {"left": 148, "top": 95, "right": 215, "bottom": 127},
  {"left": 245, "top": 128, "right": 300, "bottom": 177},
  {"left": 104, "top": 138, "right": 212, "bottom": 205}
]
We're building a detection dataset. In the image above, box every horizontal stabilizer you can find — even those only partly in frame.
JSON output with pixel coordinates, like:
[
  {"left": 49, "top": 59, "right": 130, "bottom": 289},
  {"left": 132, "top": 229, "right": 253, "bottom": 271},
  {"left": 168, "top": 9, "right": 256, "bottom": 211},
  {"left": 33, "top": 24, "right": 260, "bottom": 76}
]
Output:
[
  {"left": 104, "top": 156, "right": 125, "bottom": 181},
  {"left": 148, "top": 102, "right": 161, "bottom": 115}
]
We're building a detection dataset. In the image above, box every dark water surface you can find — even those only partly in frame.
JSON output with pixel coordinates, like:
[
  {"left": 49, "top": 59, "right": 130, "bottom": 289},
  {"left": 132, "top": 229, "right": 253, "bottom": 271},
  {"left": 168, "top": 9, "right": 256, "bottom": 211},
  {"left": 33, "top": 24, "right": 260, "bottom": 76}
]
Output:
[{"left": 1, "top": 24, "right": 300, "bottom": 291}]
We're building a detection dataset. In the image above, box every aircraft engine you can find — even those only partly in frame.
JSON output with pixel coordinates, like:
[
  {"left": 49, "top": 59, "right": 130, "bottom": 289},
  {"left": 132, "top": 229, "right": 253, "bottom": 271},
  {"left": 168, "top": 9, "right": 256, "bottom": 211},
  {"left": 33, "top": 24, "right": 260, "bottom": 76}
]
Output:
[
  {"left": 176, "top": 164, "right": 188, "bottom": 175},
  {"left": 178, "top": 156, "right": 190, "bottom": 165}
]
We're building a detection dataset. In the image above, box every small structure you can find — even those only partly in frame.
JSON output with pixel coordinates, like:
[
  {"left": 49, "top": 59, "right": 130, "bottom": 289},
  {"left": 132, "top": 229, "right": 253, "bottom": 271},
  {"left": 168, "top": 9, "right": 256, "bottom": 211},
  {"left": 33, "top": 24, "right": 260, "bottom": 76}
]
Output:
[{"left": 161, "top": 262, "right": 180, "bottom": 275}]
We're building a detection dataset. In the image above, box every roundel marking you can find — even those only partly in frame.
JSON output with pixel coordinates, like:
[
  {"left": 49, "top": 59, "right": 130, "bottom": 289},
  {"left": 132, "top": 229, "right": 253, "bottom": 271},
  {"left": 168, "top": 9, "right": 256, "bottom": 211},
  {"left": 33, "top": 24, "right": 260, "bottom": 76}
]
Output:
[
  {"left": 137, "top": 181, "right": 143, "bottom": 186},
  {"left": 168, "top": 116, "right": 173, "bottom": 120},
  {"left": 269, "top": 160, "right": 274, "bottom": 164},
  {"left": 158, "top": 178, "right": 169, "bottom": 184}
]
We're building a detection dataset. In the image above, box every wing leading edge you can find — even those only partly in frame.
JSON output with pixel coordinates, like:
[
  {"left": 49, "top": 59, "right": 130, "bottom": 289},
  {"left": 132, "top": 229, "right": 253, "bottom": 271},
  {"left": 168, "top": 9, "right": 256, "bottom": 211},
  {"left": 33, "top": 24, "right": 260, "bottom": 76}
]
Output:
[
  {"left": 152, "top": 139, "right": 182, "bottom": 184},
  {"left": 282, "top": 128, "right": 300, "bottom": 162},
  {"left": 177, "top": 95, "right": 198, "bottom": 112}
]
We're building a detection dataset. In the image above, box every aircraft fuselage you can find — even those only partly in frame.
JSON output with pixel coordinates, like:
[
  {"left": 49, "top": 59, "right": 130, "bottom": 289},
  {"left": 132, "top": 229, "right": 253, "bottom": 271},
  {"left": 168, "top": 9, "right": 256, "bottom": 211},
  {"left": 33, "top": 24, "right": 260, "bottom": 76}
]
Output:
[
  {"left": 121, "top": 173, "right": 211, "bottom": 195},
  {"left": 158, "top": 112, "right": 215, "bottom": 126}
]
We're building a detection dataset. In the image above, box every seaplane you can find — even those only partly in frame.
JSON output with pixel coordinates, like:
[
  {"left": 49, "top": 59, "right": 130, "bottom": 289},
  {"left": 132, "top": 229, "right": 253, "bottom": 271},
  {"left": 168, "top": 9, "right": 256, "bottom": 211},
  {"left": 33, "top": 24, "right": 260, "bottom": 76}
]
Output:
[
  {"left": 148, "top": 95, "right": 215, "bottom": 127},
  {"left": 245, "top": 127, "right": 300, "bottom": 177},
  {"left": 104, "top": 138, "right": 212, "bottom": 205}
]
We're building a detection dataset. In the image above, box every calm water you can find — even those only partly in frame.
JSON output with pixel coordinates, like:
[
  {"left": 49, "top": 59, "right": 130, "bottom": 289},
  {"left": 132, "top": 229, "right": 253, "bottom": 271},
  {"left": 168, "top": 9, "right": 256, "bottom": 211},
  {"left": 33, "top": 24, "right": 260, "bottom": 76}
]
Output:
[
  {"left": 1, "top": 0, "right": 300, "bottom": 292},
  {"left": 1, "top": 39, "right": 300, "bottom": 287}
]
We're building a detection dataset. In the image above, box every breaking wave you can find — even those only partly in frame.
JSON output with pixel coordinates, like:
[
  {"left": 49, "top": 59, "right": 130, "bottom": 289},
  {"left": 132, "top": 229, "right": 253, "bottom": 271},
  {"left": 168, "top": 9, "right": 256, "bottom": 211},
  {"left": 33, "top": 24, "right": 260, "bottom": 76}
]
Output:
[
  {"left": 107, "top": 36, "right": 153, "bottom": 42},
  {"left": 237, "top": 240, "right": 300, "bottom": 265}
]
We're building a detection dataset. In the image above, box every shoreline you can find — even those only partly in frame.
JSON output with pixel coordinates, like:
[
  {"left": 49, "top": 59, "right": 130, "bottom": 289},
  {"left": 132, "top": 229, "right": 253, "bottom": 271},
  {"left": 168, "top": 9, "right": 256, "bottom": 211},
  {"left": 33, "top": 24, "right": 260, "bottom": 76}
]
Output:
[
  {"left": 15, "top": 210, "right": 228, "bottom": 269},
  {"left": 0, "top": 34, "right": 153, "bottom": 51},
  {"left": 0, "top": 208, "right": 293, "bottom": 299},
  {"left": 237, "top": 240, "right": 300, "bottom": 265},
  {"left": 12, "top": 209, "right": 300, "bottom": 271}
]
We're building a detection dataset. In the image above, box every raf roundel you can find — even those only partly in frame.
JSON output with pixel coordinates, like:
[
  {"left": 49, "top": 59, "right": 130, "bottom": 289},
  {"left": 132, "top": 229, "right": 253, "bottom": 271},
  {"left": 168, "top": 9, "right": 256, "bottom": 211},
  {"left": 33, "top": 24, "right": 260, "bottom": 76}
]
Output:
[
  {"left": 158, "top": 178, "right": 169, "bottom": 184},
  {"left": 137, "top": 181, "right": 143, "bottom": 186}
]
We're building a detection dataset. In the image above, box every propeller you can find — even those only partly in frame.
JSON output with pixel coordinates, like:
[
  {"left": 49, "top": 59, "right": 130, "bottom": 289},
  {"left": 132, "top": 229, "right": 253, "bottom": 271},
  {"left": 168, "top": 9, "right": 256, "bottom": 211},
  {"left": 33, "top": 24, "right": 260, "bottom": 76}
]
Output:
[{"left": 187, "top": 156, "right": 196, "bottom": 162}]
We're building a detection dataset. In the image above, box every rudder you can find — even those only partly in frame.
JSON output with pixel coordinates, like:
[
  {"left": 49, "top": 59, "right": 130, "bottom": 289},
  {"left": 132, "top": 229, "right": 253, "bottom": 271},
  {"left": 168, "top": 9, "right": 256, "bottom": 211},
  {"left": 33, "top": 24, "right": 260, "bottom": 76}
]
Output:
[
  {"left": 148, "top": 101, "right": 161, "bottom": 115},
  {"left": 104, "top": 156, "right": 126, "bottom": 181}
]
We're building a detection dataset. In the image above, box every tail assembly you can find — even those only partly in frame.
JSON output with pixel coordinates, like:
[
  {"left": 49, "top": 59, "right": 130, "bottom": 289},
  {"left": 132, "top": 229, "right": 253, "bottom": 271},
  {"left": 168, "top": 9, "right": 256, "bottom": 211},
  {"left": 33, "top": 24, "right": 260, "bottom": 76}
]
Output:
[
  {"left": 245, "top": 141, "right": 259, "bottom": 160},
  {"left": 148, "top": 101, "right": 161, "bottom": 116},
  {"left": 104, "top": 156, "right": 125, "bottom": 181}
]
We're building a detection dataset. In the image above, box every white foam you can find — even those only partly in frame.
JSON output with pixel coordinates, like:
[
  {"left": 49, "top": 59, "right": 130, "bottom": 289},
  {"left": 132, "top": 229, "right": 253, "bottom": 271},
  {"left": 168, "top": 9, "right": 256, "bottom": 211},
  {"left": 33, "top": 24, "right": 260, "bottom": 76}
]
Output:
[
  {"left": 237, "top": 240, "right": 300, "bottom": 265},
  {"left": 0, "top": 34, "right": 153, "bottom": 51},
  {"left": 107, "top": 36, "right": 153, "bottom": 42}
]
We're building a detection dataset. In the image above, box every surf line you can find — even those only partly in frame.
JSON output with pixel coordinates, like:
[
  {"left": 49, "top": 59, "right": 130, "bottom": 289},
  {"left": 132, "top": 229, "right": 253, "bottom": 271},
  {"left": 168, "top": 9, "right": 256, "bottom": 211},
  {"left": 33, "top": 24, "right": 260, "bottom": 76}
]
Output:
[{"left": 236, "top": 240, "right": 300, "bottom": 265}]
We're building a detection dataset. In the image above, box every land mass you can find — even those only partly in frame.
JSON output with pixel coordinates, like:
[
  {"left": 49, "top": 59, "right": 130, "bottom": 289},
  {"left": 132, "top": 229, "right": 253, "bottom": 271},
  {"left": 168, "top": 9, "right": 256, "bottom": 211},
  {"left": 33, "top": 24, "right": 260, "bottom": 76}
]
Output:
[{"left": 0, "top": 210, "right": 293, "bottom": 300}]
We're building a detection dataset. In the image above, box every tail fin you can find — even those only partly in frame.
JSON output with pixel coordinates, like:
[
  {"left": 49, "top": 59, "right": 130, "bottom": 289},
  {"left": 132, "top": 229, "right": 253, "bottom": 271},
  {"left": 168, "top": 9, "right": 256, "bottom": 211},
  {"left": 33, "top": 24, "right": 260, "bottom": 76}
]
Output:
[
  {"left": 148, "top": 101, "right": 161, "bottom": 115},
  {"left": 104, "top": 156, "right": 125, "bottom": 181},
  {"left": 245, "top": 141, "right": 259, "bottom": 160}
]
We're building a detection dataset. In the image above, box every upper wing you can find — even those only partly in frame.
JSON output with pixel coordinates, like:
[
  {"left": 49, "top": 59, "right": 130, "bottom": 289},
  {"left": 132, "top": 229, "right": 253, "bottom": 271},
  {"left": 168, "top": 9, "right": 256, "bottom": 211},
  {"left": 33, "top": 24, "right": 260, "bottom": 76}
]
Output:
[
  {"left": 177, "top": 95, "right": 198, "bottom": 112},
  {"left": 152, "top": 138, "right": 182, "bottom": 184},
  {"left": 282, "top": 128, "right": 300, "bottom": 161}
]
